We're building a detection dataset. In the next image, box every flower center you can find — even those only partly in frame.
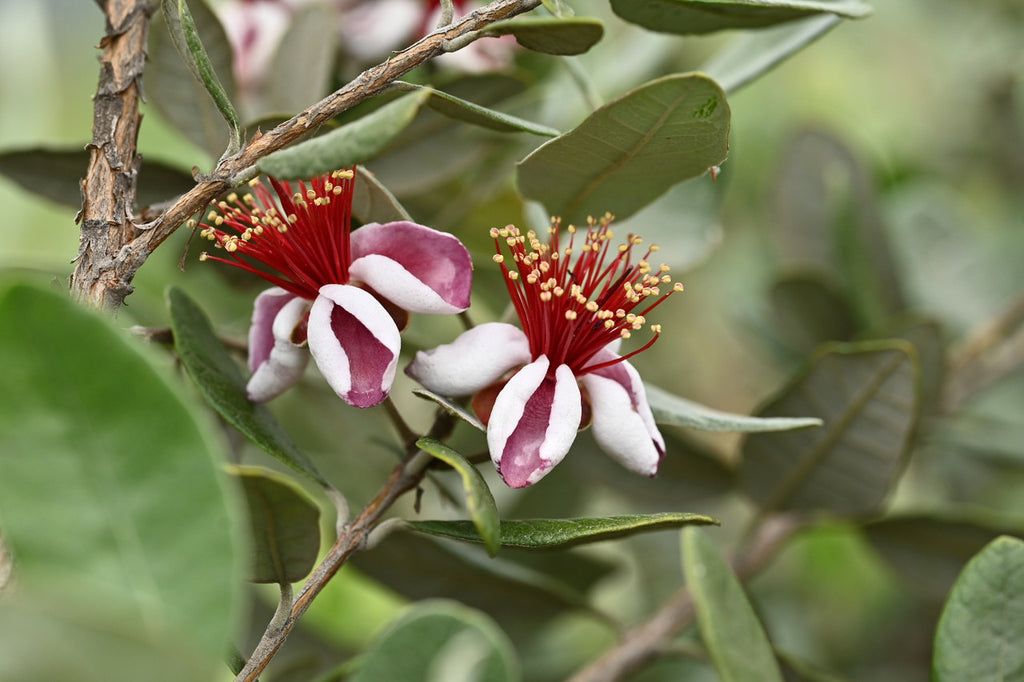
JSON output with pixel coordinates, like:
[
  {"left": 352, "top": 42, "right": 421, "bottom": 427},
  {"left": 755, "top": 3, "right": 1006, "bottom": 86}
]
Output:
[
  {"left": 195, "top": 169, "right": 356, "bottom": 300},
  {"left": 491, "top": 214, "right": 682, "bottom": 375}
]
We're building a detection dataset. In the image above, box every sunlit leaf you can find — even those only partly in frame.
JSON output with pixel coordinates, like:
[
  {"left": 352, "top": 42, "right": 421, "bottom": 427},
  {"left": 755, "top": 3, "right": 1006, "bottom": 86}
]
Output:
[
  {"left": 351, "top": 600, "right": 520, "bottom": 682},
  {"left": 392, "top": 81, "right": 559, "bottom": 136},
  {"left": 417, "top": 437, "right": 500, "bottom": 557},
  {"left": 229, "top": 465, "right": 321, "bottom": 584},
  {"left": 683, "top": 527, "right": 784, "bottom": 682},
  {"left": 516, "top": 73, "right": 730, "bottom": 225},
  {"left": 739, "top": 341, "right": 919, "bottom": 516},
  {"left": 167, "top": 286, "right": 329, "bottom": 486},
  {"left": 933, "top": 536, "right": 1024, "bottom": 682},
  {"left": 485, "top": 17, "right": 604, "bottom": 55},
  {"left": 647, "top": 383, "right": 822, "bottom": 432},
  {"left": 0, "top": 281, "right": 243, "bottom": 662},
  {"left": 408, "top": 513, "right": 718, "bottom": 549},
  {"left": 611, "top": 0, "right": 871, "bottom": 36}
]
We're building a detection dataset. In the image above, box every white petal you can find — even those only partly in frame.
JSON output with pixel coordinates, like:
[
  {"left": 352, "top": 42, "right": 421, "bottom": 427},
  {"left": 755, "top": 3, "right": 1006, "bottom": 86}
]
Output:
[
  {"left": 246, "top": 295, "right": 311, "bottom": 402},
  {"left": 248, "top": 287, "right": 297, "bottom": 373},
  {"left": 580, "top": 365, "right": 664, "bottom": 476},
  {"left": 405, "top": 322, "right": 531, "bottom": 396}
]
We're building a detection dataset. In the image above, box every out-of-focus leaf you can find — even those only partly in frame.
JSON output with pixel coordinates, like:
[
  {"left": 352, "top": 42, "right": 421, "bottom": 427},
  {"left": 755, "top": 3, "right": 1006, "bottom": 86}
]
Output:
[
  {"left": 407, "top": 513, "right": 718, "bottom": 549},
  {"left": 517, "top": 74, "right": 730, "bottom": 225},
  {"left": 768, "top": 272, "right": 857, "bottom": 355},
  {"left": 682, "top": 527, "right": 785, "bottom": 682},
  {"left": 864, "top": 512, "right": 1024, "bottom": 600},
  {"left": 0, "top": 281, "right": 243, "bottom": 662},
  {"left": 700, "top": 14, "right": 843, "bottom": 93},
  {"left": 872, "top": 318, "right": 945, "bottom": 417},
  {"left": 261, "top": 3, "right": 334, "bottom": 117},
  {"left": 611, "top": 0, "right": 871, "bottom": 35},
  {"left": 229, "top": 465, "right": 321, "bottom": 583},
  {"left": 392, "top": 81, "right": 559, "bottom": 136},
  {"left": 259, "top": 91, "right": 431, "bottom": 179},
  {"left": 351, "top": 600, "right": 519, "bottom": 682},
  {"left": 148, "top": 0, "right": 238, "bottom": 159},
  {"left": 353, "top": 166, "right": 413, "bottom": 223},
  {"left": 413, "top": 388, "right": 486, "bottom": 432},
  {"left": 739, "top": 341, "right": 919, "bottom": 516},
  {"left": 778, "top": 651, "right": 849, "bottom": 682},
  {"left": 417, "top": 437, "right": 500, "bottom": 557},
  {"left": 0, "top": 148, "right": 194, "bottom": 209},
  {"left": 933, "top": 536, "right": 1024, "bottom": 681},
  {"left": 167, "top": 286, "right": 329, "bottom": 486},
  {"left": 647, "top": 383, "right": 822, "bottom": 432},
  {"left": 485, "top": 17, "right": 604, "bottom": 55}
]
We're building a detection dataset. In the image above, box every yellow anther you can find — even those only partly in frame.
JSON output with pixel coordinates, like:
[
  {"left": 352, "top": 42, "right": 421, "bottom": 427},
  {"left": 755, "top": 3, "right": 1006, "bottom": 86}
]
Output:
[
  {"left": 585, "top": 301, "right": 599, "bottom": 312},
  {"left": 620, "top": 330, "right": 632, "bottom": 339},
  {"left": 565, "top": 310, "right": 578, "bottom": 320},
  {"left": 651, "top": 324, "right": 662, "bottom": 333},
  {"left": 199, "top": 252, "right": 209, "bottom": 261},
  {"left": 674, "top": 282, "right": 685, "bottom": 292},
  {"left": 493, "top": 254, "right": 504, "bottom": 263}
]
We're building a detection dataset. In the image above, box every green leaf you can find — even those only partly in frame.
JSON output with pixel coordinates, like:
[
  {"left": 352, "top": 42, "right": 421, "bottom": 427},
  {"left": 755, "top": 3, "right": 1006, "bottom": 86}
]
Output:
[
  {"left": 417, "top": 437, "right": 501, "bottom": 557},
  {"left": 0, "top": 280, "right": 244, "bottom": 662},
  {"left": 353, "top": 165, "right": 413, "bottom": 223},
  {"left": 262, "top": 3, "right": 336, "bottom": 117},
  {"left": 611, "top": 0, "right": 871, "bottom": 36},
  {"left": 229, "top": 465, "right": 321, "bottom": 583},
  {"left": 767, "top": 272, "right": 857, "bottom": 355},
  {"left": 259, "top": 91, "right": 432, "bottom": 179},
  {"left": 408, "top": 513, "right": 719, "bottom": 549},
  {"left": 516, "top": 73, "right": 730, "bottom": 225},
  {"left": 0, "top": 148, "right": 195, "bottom": 209},
  {"left": 413, "top": 388, "right": 486, "bottom": 433},
  {"left": 700, "top": 14, "right": 843, "bottom": 93},
  {"left": 682, "top": 527, "right": 785, "bottom": 682},
  {"left": 167, "top": 286, "right": 329, "bottom": 486},
  {"left": 739, "top": 341, "right": 919, "bottom": 516},
  {"left": 933, "top": 536, "right": 1024, "bottom": 682},
  {"left": 148, "top": 0, "right": 238, "bottom": 159},
  {"left": 485, "top": 17, "right": 604, "bottom": 55},
  {"left": 351, "top": 600, "right": 520, "bottom": 682},
  {"left": 393, "top": 81, "right": 560, "bottom": 136},
  {"left": 646, "top": 383, "right": 822, "bottom": 432}
]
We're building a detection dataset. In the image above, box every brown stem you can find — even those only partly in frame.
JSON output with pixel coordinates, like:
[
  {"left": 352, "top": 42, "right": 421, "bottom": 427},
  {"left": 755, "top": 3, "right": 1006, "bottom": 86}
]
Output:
[{"left": 72, "top": 0, "right": 542, "bottom": 312}]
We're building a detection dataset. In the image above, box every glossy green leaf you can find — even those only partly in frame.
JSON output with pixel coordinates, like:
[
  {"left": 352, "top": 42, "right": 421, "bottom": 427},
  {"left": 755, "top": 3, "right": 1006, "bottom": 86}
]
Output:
[
  {"left": 516, "top": 73, "right": 730, "bottom": 225},
  {"left": 229, "top": 466, "right": 321, "bottom": 583},
  {"left": 408, "top": 512, "right": 719, "bottom": 549},
  {"left": 259, "top": 91, "right": 431, "bottom": 179},
  {"left": 700, "top": 14, "right": 843, "bottom": 93},
  {"left": 148, "top": 0, "right": 238, "bottom": 159},
  {"left": 262, "top": 3, "right": 335, "bottom": 117},
  {"left": 933, "top": 536, "right": 1024, "bottom": 681},
  {"left": 417, "top": 437, "right": 500, "bottom": 557},
  {"left": 353, "top": 165, "right": 413, "bottom": 223},
  {"left": 646, "top": 382, "right": 822, "bottom": 432},
  {"left": 351, "top": 600, "right": 519, "bottom": 682},
  {"left": 0, "top": 148, "right": 195, "bottom": 209},
  {"left": 739, "top": 341, "right": 919, "bottom": 516},
  {"left": 393, "top": 81, "right": 559, "bottom": 136},
  {"left": 682, "top": 527, "right": 785, "bottom": 682},
  {"left": 413, "top": 388, "right": 486, "bottom": 433},
  {"left": 0, "top": 281, "right": 243, "bottom": 661},
  {"left": 485, "top": 17, "right": 604, "bottom": 55},
  {"left": 611, "top": 0, "right": 871, "bottom": 36},
  {"left": 167, "top": 286, "right": 329, "bottom": 485}
]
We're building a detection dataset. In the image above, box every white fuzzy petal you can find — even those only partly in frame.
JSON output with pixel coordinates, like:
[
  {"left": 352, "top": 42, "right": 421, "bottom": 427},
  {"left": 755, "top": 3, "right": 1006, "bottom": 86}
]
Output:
[
  {"left": 246, "top": 295, "right": 311, "bottom": 402},
  {"left": 580, "top": 369, "right": 664, "bottom": 476},
  {"left": 405, "top": 322, "right": 531, "bottom": 396}
]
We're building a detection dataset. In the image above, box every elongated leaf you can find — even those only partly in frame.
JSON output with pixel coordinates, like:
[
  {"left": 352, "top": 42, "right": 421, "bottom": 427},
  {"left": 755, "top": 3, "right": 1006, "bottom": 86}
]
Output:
[
  {"left": 417, "top": 437, "right": 500, "bottom": 557},
  {"left": 0, "top": 148, "right": 194, "bottom": 209},
  {"left": 229, "top": 466, "right": 321, "bottom": 583},
  {"left": 700, "top": 14, "right": 843, "bottom": 93},
  {"left": 262, "top": 3, "right": 335, "bottom": 116},
  {"left": 353, "top": 166, "right": 413, "bottom": 223},
  {"left": 611, "top": 0, "right": 871, "bottom": 36},
  {"left": 0, "top": 281, "right": 243, "bottom": 662},
  {"left": 413, "top": 388, "right": 486, "bottom": 432},
  {"left": 683, "top": 527, "right": 785, "bottom": 682},
  {"left": 516, "top": 73, "right": 730, "bottom": 225},
  {"left": 393, "top": 81, "right": 559, "bottom": 136},
  {"left": 148, "top": 0, "right": 237, "bottom": 159},
  {"left": 259, "top": 91, "right": 431, "bottom": 179},
  {"left": 739, "top": 341, "right": 919, "bottom": 516},
  {"left": 351, "top": 600, "right": 519, "bottom": 682},
  {"left": 767, "top": 272, "right": 857, "bottom": 355},
  {"left": 485, "top": 17, "right": 604, "bottom": 55},
  {"left": 646, "top": 383, "right": 822, "bottom": 432},
  {"left": 933, "top": 536, "right": 1024, "bottom": 681},
  {"left": 408, "top": 513, "right": 718, "bottom": 549},
  {"left": 167, "top": 287, "right": 329, "bottom": 485}
]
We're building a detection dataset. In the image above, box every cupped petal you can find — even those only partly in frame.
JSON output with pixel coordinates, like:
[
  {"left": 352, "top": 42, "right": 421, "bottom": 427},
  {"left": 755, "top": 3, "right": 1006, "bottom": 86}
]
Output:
[
  {"left": 349, "top": 221, "right": 473, "bottom": 314},
  {"left": 307, "top": 284, "right": 401, "bottom": 408},
  {"left": 487, "top": 357, "right": 581, "bottom": 488},
  {"left": 248, "top": 287, "right": 299, "bottom": 373},
  {"left": 580, "top": 358, "right": 665, "bottom": 476},
  {"left": 405, "top": 322, "right": 532, "bottom": 396},
  {"left": 246, "top": 294, "right": 311, "bottom": 402}
]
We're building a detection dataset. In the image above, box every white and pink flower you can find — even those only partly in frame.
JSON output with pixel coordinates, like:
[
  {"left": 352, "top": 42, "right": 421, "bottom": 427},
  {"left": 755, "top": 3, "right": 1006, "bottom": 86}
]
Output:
[
  {"left": 198, "top": 168, "right": 472, "bottom": 407},
  {"left": 407, "top": 216, "right": 682, "bottom": 488}
]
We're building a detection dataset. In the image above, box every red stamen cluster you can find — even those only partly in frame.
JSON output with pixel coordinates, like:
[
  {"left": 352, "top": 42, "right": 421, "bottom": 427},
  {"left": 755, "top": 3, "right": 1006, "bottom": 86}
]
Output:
[
  {"left": 490, "top": 214, "right": 682, "bottom": 375},
  {"left": 195, "top": 169, "right": 356, "bottom": 300}
]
